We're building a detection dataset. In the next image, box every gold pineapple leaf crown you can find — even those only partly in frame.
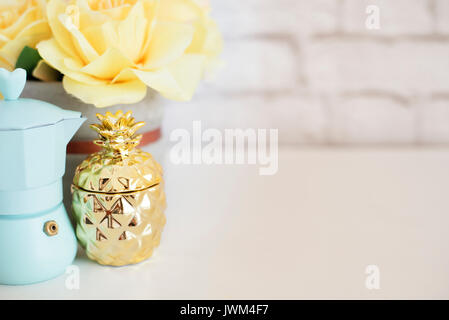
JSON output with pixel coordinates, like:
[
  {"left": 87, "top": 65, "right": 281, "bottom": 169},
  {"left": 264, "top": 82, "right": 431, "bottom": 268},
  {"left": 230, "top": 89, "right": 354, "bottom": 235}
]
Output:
[{"left": 90, "top": 111, "right": 145, "bottom": 154}]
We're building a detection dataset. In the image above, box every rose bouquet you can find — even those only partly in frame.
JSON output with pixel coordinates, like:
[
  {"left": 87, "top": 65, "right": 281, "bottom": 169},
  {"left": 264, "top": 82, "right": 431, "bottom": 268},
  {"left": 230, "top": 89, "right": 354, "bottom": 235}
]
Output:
[
  {"left": 0, "top": 0, "right": 222, "bottom": 107},
  {"left": 0, "top": 1, "right": 50, "bottom": 71}
]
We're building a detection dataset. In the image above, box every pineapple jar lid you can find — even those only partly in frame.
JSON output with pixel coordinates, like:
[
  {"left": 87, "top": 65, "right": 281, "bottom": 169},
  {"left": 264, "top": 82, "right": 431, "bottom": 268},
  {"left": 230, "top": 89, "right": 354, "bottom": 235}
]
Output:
[{"left": 73, "top": 111, "right": 162, "bottom": 194}]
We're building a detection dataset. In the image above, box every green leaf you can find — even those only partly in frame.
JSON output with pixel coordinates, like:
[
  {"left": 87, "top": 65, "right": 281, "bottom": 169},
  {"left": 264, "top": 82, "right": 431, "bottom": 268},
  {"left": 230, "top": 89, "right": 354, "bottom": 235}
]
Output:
[{"left": 15, "top": 46, "right": 42, "bottom": 77}]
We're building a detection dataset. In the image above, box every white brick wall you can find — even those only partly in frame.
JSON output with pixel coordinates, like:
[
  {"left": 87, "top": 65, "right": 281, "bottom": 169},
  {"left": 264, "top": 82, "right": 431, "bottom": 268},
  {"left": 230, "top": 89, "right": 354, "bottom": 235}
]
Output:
[
  {"left": 213, "top": 0, "right": 338, "bottom": 36},
  {"left": 328, "top": 95, "right": 416, "bottom": 144},
  {"left": 342, "top": 0, "right": 433, "bottom": 35},
  {"left": 163, "top": 0, "right": 449, "bottom": 145},
  {"left": 216, "top": 38, "right": 299, "bottom": 93},
  {"left": 163, "top": 94, "right": 328, "bottom": 145},
  {"left": 417, "top": 96, "right": 449, "bottom": 143},
  {"left": 305, "top": 40, "right": 449, "bottom": 95},
  {"left": 435, "top": 0, "right": 449, "bottom": 33}
]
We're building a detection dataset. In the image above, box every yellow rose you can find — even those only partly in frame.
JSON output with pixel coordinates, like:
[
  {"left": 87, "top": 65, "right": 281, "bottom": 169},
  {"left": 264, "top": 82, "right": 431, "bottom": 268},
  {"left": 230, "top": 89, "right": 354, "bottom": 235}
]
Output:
[
  {"left": 158, "top": 0, "right": 222, "bottom": 73},
  {"left": 37, "top": 0, "right": 222, "bottom": 107},
  {"left": 0, "top": 0, "right": 51, "bottom": 70}
]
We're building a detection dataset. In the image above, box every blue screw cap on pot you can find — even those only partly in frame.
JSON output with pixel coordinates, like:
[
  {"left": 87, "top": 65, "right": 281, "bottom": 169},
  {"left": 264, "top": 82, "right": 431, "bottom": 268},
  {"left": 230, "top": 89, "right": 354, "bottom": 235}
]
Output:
[{"left": 0, "top": 68, "right": 86, "bottom": 285}]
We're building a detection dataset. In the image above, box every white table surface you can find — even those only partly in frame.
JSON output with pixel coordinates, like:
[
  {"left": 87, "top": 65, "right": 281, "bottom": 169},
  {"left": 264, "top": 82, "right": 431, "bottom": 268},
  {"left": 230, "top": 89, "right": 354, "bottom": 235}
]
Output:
[{"left": 2, "top": 147, "right": 449, "bottom": 299}]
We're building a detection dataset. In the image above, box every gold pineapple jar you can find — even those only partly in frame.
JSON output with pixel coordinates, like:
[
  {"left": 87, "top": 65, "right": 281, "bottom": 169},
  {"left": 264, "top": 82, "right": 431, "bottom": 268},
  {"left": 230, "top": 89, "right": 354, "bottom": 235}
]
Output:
[{"left": 71, "top": 111, "right": 166, "bottom": 266}]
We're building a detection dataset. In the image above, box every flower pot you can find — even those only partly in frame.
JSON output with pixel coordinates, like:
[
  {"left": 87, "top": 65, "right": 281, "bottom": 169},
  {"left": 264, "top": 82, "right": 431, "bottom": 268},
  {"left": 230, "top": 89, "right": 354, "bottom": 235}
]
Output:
[
  {"left": 22, "top": 81, "right": 165, "bottom": 152},
  {"left": 21, "top": 81, "right": 168, "bottom": 211}
]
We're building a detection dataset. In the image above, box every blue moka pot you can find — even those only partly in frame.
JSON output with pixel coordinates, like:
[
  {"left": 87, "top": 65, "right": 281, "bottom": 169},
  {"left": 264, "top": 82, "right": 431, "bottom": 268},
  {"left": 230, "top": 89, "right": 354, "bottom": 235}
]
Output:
[{"left": 0, "top": 68, "right": 85, "bottom": 285}]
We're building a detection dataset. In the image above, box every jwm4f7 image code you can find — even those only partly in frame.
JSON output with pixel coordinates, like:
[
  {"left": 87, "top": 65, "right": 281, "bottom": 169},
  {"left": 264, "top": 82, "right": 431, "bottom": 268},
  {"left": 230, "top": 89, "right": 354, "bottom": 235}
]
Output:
[{"left": 180, "top": 304, "right": 269, "bottom": 317}]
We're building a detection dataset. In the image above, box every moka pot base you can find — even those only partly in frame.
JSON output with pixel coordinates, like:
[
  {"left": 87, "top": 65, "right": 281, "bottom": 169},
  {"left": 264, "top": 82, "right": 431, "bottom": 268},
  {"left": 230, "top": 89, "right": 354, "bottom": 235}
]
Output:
[{"left": 0, "top": 203, "right": 77, "bottom": 285}]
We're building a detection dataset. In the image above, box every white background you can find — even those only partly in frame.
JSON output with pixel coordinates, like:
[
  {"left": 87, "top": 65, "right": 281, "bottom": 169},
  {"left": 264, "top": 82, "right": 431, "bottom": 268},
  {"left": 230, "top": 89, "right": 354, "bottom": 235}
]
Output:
[{"left": 2, "top": 146, "right": 449, "bottom": 299}]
